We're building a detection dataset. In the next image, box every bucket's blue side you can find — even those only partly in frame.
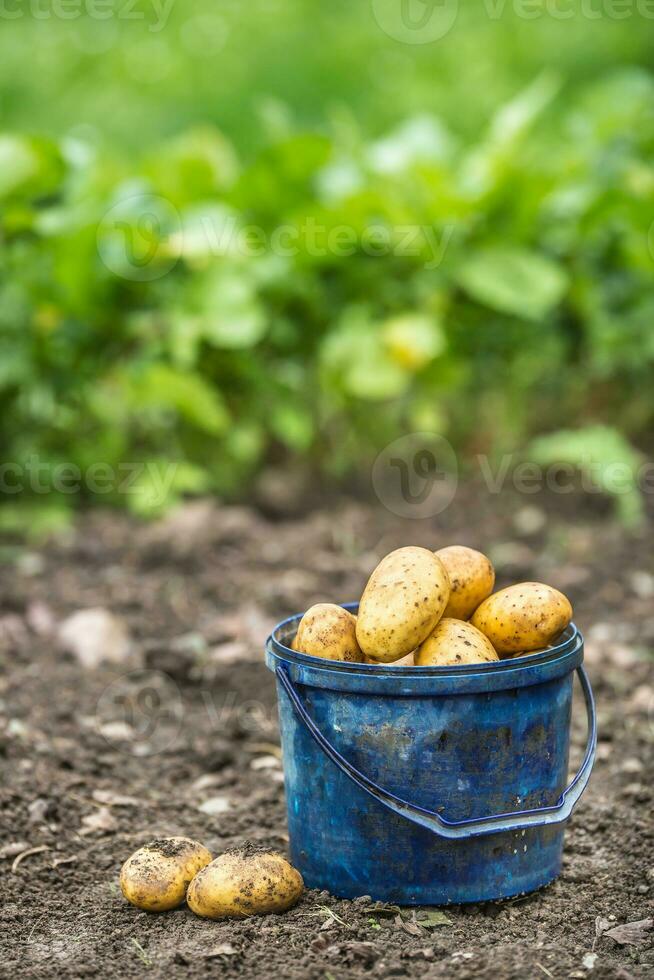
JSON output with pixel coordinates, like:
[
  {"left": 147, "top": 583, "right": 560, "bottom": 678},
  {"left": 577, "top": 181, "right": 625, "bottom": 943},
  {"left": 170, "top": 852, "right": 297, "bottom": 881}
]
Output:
[
  {"left": 266, "top": 610, "right": 593, "bottom": 905},
  {"left": 275, "top": 674, "right": 572, "bottom": 904}
]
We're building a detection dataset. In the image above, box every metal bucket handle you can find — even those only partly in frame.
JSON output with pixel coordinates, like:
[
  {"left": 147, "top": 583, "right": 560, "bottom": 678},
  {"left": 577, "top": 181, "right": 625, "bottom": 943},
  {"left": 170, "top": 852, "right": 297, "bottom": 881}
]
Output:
[{"left": 276, "top": 664, "right": 597, "bottom": 841}]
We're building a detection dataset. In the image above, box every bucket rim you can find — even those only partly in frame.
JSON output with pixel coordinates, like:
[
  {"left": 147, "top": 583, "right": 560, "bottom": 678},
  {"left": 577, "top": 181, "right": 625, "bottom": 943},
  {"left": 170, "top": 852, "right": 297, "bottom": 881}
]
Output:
[{"left": 267, "top": 602, "right": 581, "bottom": 678}]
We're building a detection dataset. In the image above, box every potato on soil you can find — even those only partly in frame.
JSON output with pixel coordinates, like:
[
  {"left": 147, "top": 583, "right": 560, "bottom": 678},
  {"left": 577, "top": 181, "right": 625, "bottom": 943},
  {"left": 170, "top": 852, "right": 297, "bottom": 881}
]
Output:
[
  {"left": 434, "top": 545, "right": 495, "bottom": 621},
  {"left": 187, "top": 843, "right": 304, "bottom": 919},
  {"left": 356, "top": 547, "right": 450, "bottom": 663},
  {"left": 415, "top": 618, "right": 499, "bottom": 667},
  {"left": 471, "top": 582, "right": 573, "bottom": 655},
  {"left": 291, "top": 603, "right": 363, "bottom": 662},
  {"left": 120, "top": 837, "right": 212, "bottom": 912}
]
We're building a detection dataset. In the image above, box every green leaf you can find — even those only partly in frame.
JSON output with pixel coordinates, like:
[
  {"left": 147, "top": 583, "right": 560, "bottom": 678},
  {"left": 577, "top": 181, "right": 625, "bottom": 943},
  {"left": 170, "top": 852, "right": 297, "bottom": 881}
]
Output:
[
  {"left": 127, "top": 363, "right": 229, "bottom": 434},
  {"left": 223, "top": 422, "right": 264, "bottom": 465},
  {"left": 454, "top": 248, "right": 569, "bottom": 320},
  {"left": 382, "top": 313, "right": 445, "bottom": 371},
  {"left": 0, "top": 136, "right": 39, "bottom": 198},
  {"left": 125, "top": 460, "right": 209, "bottom": 518},
  {"left": 233, "top": 133, "right": 331, "bottom": 217},
  {"left": 270, "top": 404, "right": 314, "bottom": 452},
  {"left": 461, "top": 73, "right": 561, "bottom": 194},
  {"left": 488, "top": 73, "right": 561, "bottom": 147},
  {"left": 322, "top": 327, "right": 409, "bottom": 400},
  {"left": 197, "top": 270, "right": 268, "bottom": 349},
  {"left": 146, "top": 126, "right": 239, "bottom": 205},
  {"left": 414, "top": 908, "right": 452, "bottom": 928},
  {"left": 368, "top": 115, "right": 454, "bottom": 175},
  {"left": 321, "top": 308, "right": 412, "bottom": 400},
  {"left": 0, "top": 134, "right": 65, "bottom": 200},
  {"left": 0, "top": 501, "right": 72, "bottom": 541}
]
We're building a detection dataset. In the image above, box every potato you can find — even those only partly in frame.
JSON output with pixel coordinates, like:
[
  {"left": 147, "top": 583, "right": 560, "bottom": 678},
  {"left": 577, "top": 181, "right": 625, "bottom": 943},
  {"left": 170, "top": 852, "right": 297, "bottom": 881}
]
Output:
[
  {"left": 471, "top": 582, "right": 573, "bottom": 655},
  {"left": 291, "top": 603, "right": 363, "bottom": 662},
  {"left": 356, "top": 547, "right": 450, "bottom": 663},
  {"left": 415, "top": 618, "right": 499, "bottom": 667},
  {"left": 120, "top": 837, "right": 212, "bottom": 912},
  {"left": 434, "top": 545, "right": 495, "bottom": 621},
  {"left": 187, "top": 843, "right": 304, "bottom": 919},
  {"left": 364, "top": 651, "right": 415, "bottom": 666}
]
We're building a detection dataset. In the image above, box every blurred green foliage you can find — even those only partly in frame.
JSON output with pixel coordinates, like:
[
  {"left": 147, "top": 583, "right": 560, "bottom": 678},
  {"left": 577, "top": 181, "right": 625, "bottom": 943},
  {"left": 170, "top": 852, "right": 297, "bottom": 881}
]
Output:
[
  {"left": 1, "top": 3, "right": 654, "bottom": 523},
  {"left": 529, "top": 426, "right": 646, "bottom": 526}
]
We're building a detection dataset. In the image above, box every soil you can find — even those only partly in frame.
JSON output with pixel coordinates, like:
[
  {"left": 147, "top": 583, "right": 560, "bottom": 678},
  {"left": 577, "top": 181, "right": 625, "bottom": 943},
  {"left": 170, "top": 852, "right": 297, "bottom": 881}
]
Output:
[{"left": 0, "top": 484, "right": 653, "bottom": 979}]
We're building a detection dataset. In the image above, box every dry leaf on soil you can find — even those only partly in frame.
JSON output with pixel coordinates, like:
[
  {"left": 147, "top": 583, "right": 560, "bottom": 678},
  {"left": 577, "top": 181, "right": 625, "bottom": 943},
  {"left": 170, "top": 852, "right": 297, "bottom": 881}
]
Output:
[{"left": 603, "top": 919, "right": 653, "bottom": 947}]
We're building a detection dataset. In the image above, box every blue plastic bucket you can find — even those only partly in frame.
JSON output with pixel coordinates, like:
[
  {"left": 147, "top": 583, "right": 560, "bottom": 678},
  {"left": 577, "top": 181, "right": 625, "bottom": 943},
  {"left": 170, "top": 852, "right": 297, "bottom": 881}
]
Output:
[{"left": 265, "top": 603, "right": 596, "bottom": 905}]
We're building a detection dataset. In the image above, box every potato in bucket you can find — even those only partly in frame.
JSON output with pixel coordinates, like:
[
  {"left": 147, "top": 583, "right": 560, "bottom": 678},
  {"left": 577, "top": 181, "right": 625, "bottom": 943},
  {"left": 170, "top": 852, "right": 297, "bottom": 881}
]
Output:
[
  {"left": 415, "top": 618, "right": 499, "bottom": 667},
  {"left": 471, "top": 582, "right": 573, "bottom": 655},
  {"left": 356, "top": 546, "right": 450, "bottom": 663},
  {"left": 434, "top": 545, "right": 495, "bottom": 621},
  {"left": 292, "top": 603, "right": 363, "bottom": 662}
]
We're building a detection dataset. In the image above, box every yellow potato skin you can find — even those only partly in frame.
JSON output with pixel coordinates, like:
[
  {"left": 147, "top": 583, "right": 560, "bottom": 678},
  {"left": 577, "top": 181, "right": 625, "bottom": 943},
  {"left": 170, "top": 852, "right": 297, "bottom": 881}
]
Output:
[
  {"left": 291, "top": 603, "right": 363, "bottom": 662},
  {"left": 471, "top": 583, "right": 573, "bottom": 655},
  {"left": 364, "top": 650, "right": 415, "bottom": 666},
  {"left": 435, "top": 545, "right": 495, "bottom": 621},
  {"left": 120, "top": 837, "right": 212, "bottom": 912},
  {"left": 187, "top": 847, "right": 304, "bottom": 920},
  {"left": 415, "top": 618, "right": 499, "bottom": 667},
  {"left": 356, "top": 547, "right": 450, "bottom": 663}
]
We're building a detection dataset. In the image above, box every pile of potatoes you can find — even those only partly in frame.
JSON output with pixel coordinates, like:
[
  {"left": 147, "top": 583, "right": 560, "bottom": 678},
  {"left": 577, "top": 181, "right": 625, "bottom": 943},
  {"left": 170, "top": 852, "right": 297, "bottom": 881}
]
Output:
[
  {"left": 291, "top": 545, "right": 573, "bottom": 666},
  {"left": 120, "top": 837, "right": 303, "bottom": 918}
]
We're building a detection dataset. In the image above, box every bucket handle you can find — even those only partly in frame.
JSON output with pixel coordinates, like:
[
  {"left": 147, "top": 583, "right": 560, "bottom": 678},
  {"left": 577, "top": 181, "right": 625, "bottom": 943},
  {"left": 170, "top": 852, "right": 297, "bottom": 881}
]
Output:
[{"left": 276, "top": 664, "right": 597, "bottom": 840}]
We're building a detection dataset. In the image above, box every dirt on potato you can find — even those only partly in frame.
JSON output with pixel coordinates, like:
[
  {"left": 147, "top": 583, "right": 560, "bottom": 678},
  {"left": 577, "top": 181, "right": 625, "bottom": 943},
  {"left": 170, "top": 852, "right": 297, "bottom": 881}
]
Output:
[
  {"left": 143, "top": 839, "right": 201, "bottom": 859},
  {"left": 0, "top": 482, "right": 653, "bottom": 979}
]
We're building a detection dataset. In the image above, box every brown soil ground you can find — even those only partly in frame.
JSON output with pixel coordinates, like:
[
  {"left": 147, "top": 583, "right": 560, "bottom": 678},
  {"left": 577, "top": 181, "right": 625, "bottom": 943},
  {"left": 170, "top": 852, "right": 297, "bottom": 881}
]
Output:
[{"left": 1, "top": 484, "right": 653, "bottom": 979}]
